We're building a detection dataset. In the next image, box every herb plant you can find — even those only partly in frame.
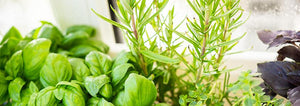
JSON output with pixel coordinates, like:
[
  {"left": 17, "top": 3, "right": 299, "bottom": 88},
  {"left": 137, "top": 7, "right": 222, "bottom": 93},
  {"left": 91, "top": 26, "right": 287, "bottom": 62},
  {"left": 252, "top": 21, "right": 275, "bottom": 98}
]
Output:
[
  {"left": 0, "top": 22, "right": 158, "bottom": 105},
  {"left": 257, "top": 30, "right": 300, "bottom": 105},
  {"left": 176, "top": 0, "right": 246, "bottom": 105},
  {"left": 93, "top": 0, "right": 186, "bottom": 105}
]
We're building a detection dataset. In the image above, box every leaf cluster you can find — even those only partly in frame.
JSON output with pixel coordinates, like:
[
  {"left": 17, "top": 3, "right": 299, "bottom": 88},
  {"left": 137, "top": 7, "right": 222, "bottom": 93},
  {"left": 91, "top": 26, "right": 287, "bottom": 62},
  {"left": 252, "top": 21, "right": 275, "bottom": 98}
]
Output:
[{"left": 0, "top": 22, "right": 157, "bottom": 106}]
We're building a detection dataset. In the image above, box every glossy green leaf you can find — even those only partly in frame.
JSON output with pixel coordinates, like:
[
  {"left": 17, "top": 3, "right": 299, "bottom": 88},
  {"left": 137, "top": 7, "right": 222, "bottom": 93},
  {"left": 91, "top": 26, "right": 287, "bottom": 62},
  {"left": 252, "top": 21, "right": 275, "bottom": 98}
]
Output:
[
  {"left": 68, "top": 58, "right": 90, "bottom": 82},
  {"left": 29, "top": 82, "right": 39, "bottom": 93},
  {"left": 5, "top": 50, "right": 23, "bottom": 78},
  {"left": 54, "top": 81, "right": 86, "bottom": 106},
  {"left": 88, "top": 97, "right": 114, "bottom": 106},
  {"left": 0, "top": 71, "right": 9, "bottom": 103},
  {"left": 70, "top": 45, "right": 98, "bottom": 58},
  {"left": 37, "top": 23, "right": 64, "bottom": 52},
  {"left": 85, "top": 51, "right": 112, "bottom": 76},
  {"left": 99, "top": 84, "right": 113, "bottom": 99},
  {"left": 111, "top": 63, "right": 133, "bottom": 86},
  {"left": 84, "top": 75, "right": 110, "bottom": 97},
  {"left": 8, "top": 77, "right": 26, "bottom": 102},
  {"left": 112, "top": 52, "right": 135, "bottom": 69},
  {"left": 141, "top": 50, "right": 180, "bottom": 64},
  {"left": 23, "top": 38, "right": 51, "bottom": 81},
  {"left": 84, "top": 39, "right": 110, "bottom": 54},
  {"left": 12, "top": 88, "right": 31, "bottom": 106},
  {"left": 40, "top": 53, "right": 72, "bottom": 87},
  {"left": 114, "top": 73, "right": 157, "bottom": 106},
  {"left": 34, "top": 86, "right": 59, "bottom": 106},
  {"left": 0, "top": 38, "right": 20, "bottom": 69},
  {"left": 0, "top": 26, "right": 22, "bottom": 44},
  {"left": 62, "top": 31, "right": 89, "bottom": 49},
  {"left": 14, "top": 38, "right": 32, "bottom": 52},
  {"left": 66, "top": 25, "right": 96, "bottom": 37}
]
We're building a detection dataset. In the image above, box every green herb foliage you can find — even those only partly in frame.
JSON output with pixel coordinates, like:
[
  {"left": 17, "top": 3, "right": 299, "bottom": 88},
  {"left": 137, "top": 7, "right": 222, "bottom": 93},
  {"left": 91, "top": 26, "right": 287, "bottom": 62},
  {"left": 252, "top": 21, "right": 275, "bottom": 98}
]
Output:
[
  {"left": 0, "top": 22, "right": 158, "bottom": 106},
  {"left": 177, "top": 0, "right": 247, "bottom": 105},
  {"left": 93, "top": 0, "right": 187, "bottom": 105}
]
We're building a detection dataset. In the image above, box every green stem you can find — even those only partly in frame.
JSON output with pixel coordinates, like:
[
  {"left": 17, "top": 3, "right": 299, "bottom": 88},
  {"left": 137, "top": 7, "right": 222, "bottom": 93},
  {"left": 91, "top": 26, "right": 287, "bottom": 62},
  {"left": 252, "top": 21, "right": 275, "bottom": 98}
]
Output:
[{"left": 196, "top": 8, "right": 210, "bottom": 83}]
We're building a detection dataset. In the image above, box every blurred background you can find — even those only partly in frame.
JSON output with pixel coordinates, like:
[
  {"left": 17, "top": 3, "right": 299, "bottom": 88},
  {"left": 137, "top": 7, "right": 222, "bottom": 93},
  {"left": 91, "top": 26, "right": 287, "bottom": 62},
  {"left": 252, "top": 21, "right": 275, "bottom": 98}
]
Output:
[{"left": 1, "top": 0, "right": 300, "bottom": 72}]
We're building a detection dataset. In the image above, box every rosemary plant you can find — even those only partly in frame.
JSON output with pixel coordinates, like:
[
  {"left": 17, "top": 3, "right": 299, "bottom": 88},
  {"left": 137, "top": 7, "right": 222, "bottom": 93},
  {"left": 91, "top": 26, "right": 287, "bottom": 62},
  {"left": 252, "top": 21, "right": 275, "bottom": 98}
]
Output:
[
  {"left": 176, "top": 0, "right": 247, "bottom": 105},
  {"left": 93, "top": 0, "right": 185, "bottom": 105}
]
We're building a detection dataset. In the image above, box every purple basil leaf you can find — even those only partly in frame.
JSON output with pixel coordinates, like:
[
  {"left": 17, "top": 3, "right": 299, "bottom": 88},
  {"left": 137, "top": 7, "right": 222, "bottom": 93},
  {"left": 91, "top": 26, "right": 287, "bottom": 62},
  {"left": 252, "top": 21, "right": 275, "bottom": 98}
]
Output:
[
  {"left": 288, "top": 86, "right": 300, "bottom": 105},
  {"left": 259, "top": 83, "right": 277, "bottom": 99},
  {"left": 257, "top": 61, "right": 297, "bottom": 97},
  {"left": 257, "top": 30, "right": 300, "bottom": 48},
  {"left": 277, "top": 46, "right": 300, "bottom": 62},
  {"left": 268, "top": 35, "right": 292, "bottom": 48},
  {"left": 257, "top": 30, "right": 276, "bottom": 44}
]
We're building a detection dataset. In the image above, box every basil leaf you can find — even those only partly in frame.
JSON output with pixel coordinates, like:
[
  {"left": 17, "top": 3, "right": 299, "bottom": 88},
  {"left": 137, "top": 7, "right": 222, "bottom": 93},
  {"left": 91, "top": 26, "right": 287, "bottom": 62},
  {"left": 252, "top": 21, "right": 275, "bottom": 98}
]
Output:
[
  {"left": 112, "top": 52, "right": 135, "bottom": 69},
  {"left": 62, "top": 31, "right": 89, "bottom": 49},
  {"left": 99, "top": 84, "right": 113, "bottom": 100},
  {"left": 0, "top": 26, "right": 22, "bottom": 45},
  {"left": 88, "top": 97, "right": 114, "bottom": 106},
  {"left": 111, "top": 63, "right": 133, "bottom": 86},
  {"left": 70, "top": 45, "right": 98, "bottom": 58},
  {"left": 0, "top": 71, "right": 9, "bottom": 104},
  {"left": 55, "top": 81, "right": 86, "bottom": 106},
  {"left": 114, "top": 73, "right": 157, "bottom": 106},
  {"left": 8, "top": 77, "right": 26, "bottom": 102},
  {"left": 85, "top": 51, "right": 112, "bottom": 76},
  {"left": 0, "top": 38, "right": 20, "bottom": 69},
  {"left": 40, "top": 53, "right": 72, "bottom": 87},
  {"left": 35, "top": 86, "right": 59, "bottom": 106},
  {"left": 66, "top": 25, "right": 96, "bottom": 37},
  {"left": 68, "top": 58, "right": 91, "bottom": 82},
  {"left": 37, "top": 23, "right": 64, "bottom": 52},
  {"left": 84, "top": 75, "right": 110, "bottom": 97},
  {"left": 5, "top": 50, "right": 23, "bottom": 78},
  {"left": 23, "top": 38, "right": 51, "bottom": 81}
]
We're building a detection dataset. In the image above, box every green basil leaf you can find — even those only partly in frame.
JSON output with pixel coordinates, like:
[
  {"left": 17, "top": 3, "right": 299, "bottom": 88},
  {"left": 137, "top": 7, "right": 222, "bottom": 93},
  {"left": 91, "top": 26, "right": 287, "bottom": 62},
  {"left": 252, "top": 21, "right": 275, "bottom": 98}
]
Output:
[
  {"left": 5, "top": 50, "right": 23, "bottom": 78},
  {"left": 37, "top": 23, "right": 64, "bottom": 52},
  {"left": 70, "top": 45, "right": 98, "bottom": 58},
  {"left": 88, "top": 97, "right": 114, "bottom": 106},
  {"left": 0, "top": 26, "right": 22, "bottom": 45},
  {"left": 28, "top": 92, "right": 38, "bottom": 106},
  {"left": 35, "top": 86, "right": 59, "bottom": 106},
  {"left": 8, "top": 77, "right": 26, "bottom": 102},
  {"left": 0, "top": 38, "right": 20, "bottom": 69},
  {"left": 14, "top": 38, "right": 32, "bottom": 52},
  {"left": 112, "top": 52, "right": 135, "bottom": 69},
  {"left": 29, "top": 81, "right": 39, "bottom": 93},
  {"left": 62, "top": 31, "right": 89, "bottom": 49},
  {"left": 84, "top": 39, "right": 110, "bottom": 54},
  {"left": 99, "top": 84, "right": 113, "bottom": 100},
  {"left": 13, "top": 85, "right": 37, "bottom": 106},
  {"left": 23, "top": 38, "right": 51, "bottom": 81},
  {"left": 40, "top": 53, "right": 72, "bottom": 87},
  {"left": 114, "top": 73, "right": 157, "bottom": 106},
  {"left": 55, "top": 81, "right": 86, "bottom": 106},
  {"left": 68, "top": 58, "right": 91, "bottom": 82},
  {"left": 84, "top": 75, "right": 110, "bottom": 97},
  {"left": 141, "top": 50, "right": 180, "bottom": 64},
  {"left": 0, "top": 71, "right": 9, "bottom": 104},
  {"left": 111, "top": 63, "right": 133, "bottom": 86},
  {"left": 85, "top": 51, "right": 112, "bottom": 76},
  {"left": 66, "top": 25, "right": 96, "bottom": 37}
]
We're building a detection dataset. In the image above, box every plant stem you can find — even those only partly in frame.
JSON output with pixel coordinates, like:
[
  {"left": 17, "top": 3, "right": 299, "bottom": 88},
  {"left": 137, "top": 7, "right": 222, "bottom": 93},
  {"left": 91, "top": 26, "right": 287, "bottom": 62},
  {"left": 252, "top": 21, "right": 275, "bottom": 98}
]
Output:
[
  {"left": 131, "top": 13, "right": 148, "bottom": 76},
  {"left": 131, "top": 14, "right": 138, "bottom": 40},
  {"left": 197, "top": 9, "right": 210, "bottom": 83}
]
